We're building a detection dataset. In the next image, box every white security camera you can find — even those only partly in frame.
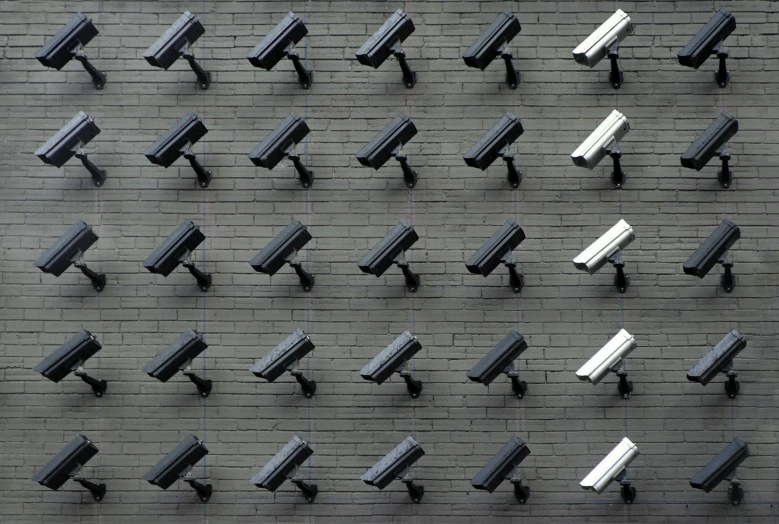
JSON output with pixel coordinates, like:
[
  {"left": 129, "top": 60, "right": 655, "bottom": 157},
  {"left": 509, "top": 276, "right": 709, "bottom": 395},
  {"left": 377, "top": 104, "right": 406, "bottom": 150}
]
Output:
[
  {"left": 576, "top": 329, "right": 637, "bottom": 398},
  {"left": 573, "top": 219, "right": 634, "bottom": 293},
  {"left": 572, "top": 9, "right": 634, "bottom": 88},
  {"left": 580, "top": 437, "right": 639, "bottom": 503},
  {"left": 571, "top": 109, "right": 631, "bottom": 187}
]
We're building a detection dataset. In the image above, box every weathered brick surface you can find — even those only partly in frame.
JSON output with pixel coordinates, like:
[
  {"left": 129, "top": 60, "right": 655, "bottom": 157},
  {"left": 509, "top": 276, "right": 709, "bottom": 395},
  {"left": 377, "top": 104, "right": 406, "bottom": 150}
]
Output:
[{"left": 1, "top": 1, "right": 778, "bottom": 522}]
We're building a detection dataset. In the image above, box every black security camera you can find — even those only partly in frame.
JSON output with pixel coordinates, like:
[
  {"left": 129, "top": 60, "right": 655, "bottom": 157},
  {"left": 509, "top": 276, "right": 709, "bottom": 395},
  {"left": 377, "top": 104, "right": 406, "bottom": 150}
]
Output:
[
  {"left": 683, "top": 218, "right": 740, "bottom": 292},
  {"left": 467, "top": 331, "right": 528, "bottom": 398},
  {"left": 681, "top": 112, "right": 738, "bottom": 188},
  {"left": 144, "top": 113, "right": 212, "bottom": 188},
  {"left": 143, "top": 11, "right": 211, "bottom": 89},
  {"left": 142, "top": 329, "right": 212, "bottom": 398},
  {"left": 471, "top": 437, "right": 531, "bottom": 504},
  {"left": 35, "top": 12, "right": 106, "bottom": 89},
  {"left": 35, "top": 111, "right": 106, "bottom": 187},
  {"left": 142, "top": 434, "right": 212, "bottom": 503},
  {"left": 251, "top": 435, "right": 317, "bottom": 502},
  {"left": 678, "top": 9, "right": 736, "bottom": 87},
  {"left": 249, "top": 113, "right": 313, "bottom": 188},
  {"left": 463, "top": 113, "right": 525, "bottom": 188},
  {"left": 250, "top": 219, "right": 314, "bottom": 291},
  {"left": 247, "top": 12, "right": 312, "bottom": 88},
  {"left": 250, "top": 329, "right": 316, "bottom": 398},
  {"left": 690, "top": 438, "right": 748, "bottom": 506},
  {"left": 462, "top": 10, "right": 521, "bottom": 89},
  {"left": 466, "top": 219, "right": 525, "bottom": 292},
  {"left": 358, "top": 220, "right": 420, "bottom": 291},
  {"left": 32, "top": 434, "right": 105, "bottom": 502},
  {"left": 35, "top": 220, "right": 106, "bottom": 292},
  {"left": 356, "top": 113, "right": 419, "bottom": 188},
  {"left": 356, "top": 9, "right": 417, "bottom": 88},
  {"left": 143, "top": 220, "right": 211, "bottom": 291},
  {"left": 360, "top": 331, "right": 423, "bottom": 398},
  {"left": 687, "top": 329, "right": 746, "bottom": 399},
  {"left": 34, "top": 329, "right": 106, "bottom": 397},
  {"left": 361, "top": 436, "right": 425, "bottom": 503}
]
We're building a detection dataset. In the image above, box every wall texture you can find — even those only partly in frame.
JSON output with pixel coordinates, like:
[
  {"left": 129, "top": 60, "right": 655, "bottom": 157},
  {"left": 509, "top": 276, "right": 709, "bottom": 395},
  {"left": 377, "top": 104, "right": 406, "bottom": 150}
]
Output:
[{"left": 1, "top": 1, "right": 778, "bottom": 522}]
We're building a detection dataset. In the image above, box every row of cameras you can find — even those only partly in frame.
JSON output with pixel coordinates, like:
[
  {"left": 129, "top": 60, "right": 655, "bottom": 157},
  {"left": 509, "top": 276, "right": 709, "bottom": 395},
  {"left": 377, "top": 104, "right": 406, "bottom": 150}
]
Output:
[
  {"left": 35, "top": 107, "right": 739, "bottom": 191},
  {"left": 32, "top": 431, "right": 749, "bottom": 506},
  {"left": 36, "top": 8, "right": 737, "bottom": 92},
  {"left": 34, "top": 213, "right": 742, "bottom": 296}
]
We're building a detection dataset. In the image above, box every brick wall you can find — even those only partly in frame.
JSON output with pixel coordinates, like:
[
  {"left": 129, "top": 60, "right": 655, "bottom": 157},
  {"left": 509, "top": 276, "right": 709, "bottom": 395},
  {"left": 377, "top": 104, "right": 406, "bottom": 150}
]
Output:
[{"left": 1, "top": 1, "right": 777, "bottom": 522}]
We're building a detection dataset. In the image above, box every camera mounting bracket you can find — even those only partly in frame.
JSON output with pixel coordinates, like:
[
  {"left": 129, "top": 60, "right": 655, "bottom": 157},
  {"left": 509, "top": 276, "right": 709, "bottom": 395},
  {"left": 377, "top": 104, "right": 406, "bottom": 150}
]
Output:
[
  {"left": 499, "top": 251, "right": 524, "bottom": 293},
  {"left": 715, "top": 148, "right": 732, "bottom": 188},
  {"left": 391, "top": 146, "right": 418, "bottom": 188},
  {"left": 604, "top": 141, "right": 626, "bottom": 189},
  {"left": 498, "top": 44, "right": 521, "bottom": 89},
  {"left": 608, "top": 250, "right": 629, "bottom": 293},
  {"left": 288, "top": 360, "right": 316, "bottom": 398},
  {"left": 390, "top": 41, "right": 417, "bottom": 88},
  {"left": 606, "top": 40, "right": 624, "bottom": 89},
  {"left": 727, "top": 478, "right": 743, "bottom": 505},
  {"left": 179, "top": 144, "right": 212, "bottom": 188},
  {"left": 180, "top": 251, "right": 212, "bottom": 291},
  {"left": 392, "top": 252, "right": 420, "bottom": 292},
  {"left": 69, "top": 468, "right": 106, "bottom": 502},
  {"left": 287, "top": 466, "right": 318, "bottom": 502},
  {"left": 182, "top": 364, "right": 213, "bottom": 398},
  {"left": 508, "top": 475, "right": 530, "bottom": 504},
  {"left": 284, "top": 144, "right": 314, "bottom": 188},
  {"left": 73, "top": 257, "right": 106, "bottom": 292},
  {"left": 396, "top": 361, "right": 423, "bottom": 399},
  {"left": 73, "top": 365, "right": 107, "bottom": 397},
  {"left": 400, "top": 470, "right": 424, "bottom": 503},
  {"left": 498, "top": 145, "right": 523, "bottom": 189},
  {"left": 70, "top": 45, "right": 106, "bottom": 90},
  {"left": 284, "top": 41, "right": 313, "bottom": 89},
  {"left": 70, "top": 142, "right": 106, "bottom": 187},
  {"left": 722, "top": 361, "right": 739, "bottom": 398},
  {"left": 179, "top": 44, "right": 211, "bottom": 90},
  {"left": 285, "top": 253, "right": 315, "bottom": 292},
  {"left": 181, "top": 469, "right": 213, "bottom": 503},
  {"left": 503, "top": 363, "right": 528, "bottom": 399},
  {"left": 717, "top": 256, "right": 735, "bottom": 292},
  {"left": 713, "top": 43, "right": 730, "bottom": 88}
]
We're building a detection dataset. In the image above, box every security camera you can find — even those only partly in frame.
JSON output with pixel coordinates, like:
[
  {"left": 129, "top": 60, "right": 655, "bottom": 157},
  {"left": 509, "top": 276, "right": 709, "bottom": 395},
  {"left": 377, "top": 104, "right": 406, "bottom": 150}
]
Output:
[
  {"left": 465, "top": 219, "right": 526, "bottom": 292},
  {"left": 580, "top": 437, "right": 639, "bottom": 503},
  {"left": 360, "top": 331, "right": 423, "bottom": 398},
  {"left": 35, "top": 111, "right": 106, "bottom": 187},
  {"left": 471, "top": 437, "right": 531, "bottom": 504},
  {"left": 249, "top": 219, "right": 314, "bottom": 291},
  {"left": 571, "top": 109, "right": 631, "bottom": 188},
  {"left": 690, "top": 438, "right": 748, "bottom": 506},
  {"left": 467, "top": 331, "right": 529, "bottom": 398},
  {"left": 35, "top": 12, "right": 107, "bottom": 89},
  {"left": 249, "top": 113, "right": 313, "bottom": 188},
  {"left": 35, "top": 220, "right": 106, "bottom": 292},
  {"left": 247, "top": 12, "right": 312, "bottom": 88},
  {"left": 356, "top": 113, "right": 419, "bottom": 188},
  {"left": 356, "top": 9, "right": 417, "bottom": 88},
  {"left": 251, "top": 435, "right": 317, "bottom": 502},
  {"left": 142, "top": 329, "right": 212, "bottom": 398},
  {"left": 358, "top": 220, "right": 420, "bottom": 292},
  {"left": 361, "top": 436, "right": 425, "bottom": 503},
  {"left": 463, "top": 113, "right": 525, "bottom": 188},
  {"left": 250, "top": 329, "right": 316, "bottom": 398},
  {"left": 573, "top": 219, "right": 634, "bottom": 293},
  {"left": 143, "top": 220, "right": 211, "bottom": 291},
  {"left": 34, "top": 329, "right": 106, "bottom": 397},
  {"left": 462, "top": 10, "right": 522, "bottom": 89},
  {"left": 678, "top": 9, "right": 736, "bottom": 87},
  {"left": 687, "top": 329, "right": 746, "bottom": 399},
  {"left": 144, "top": 112, "right": 212, "bottom": 188},
  {"left": 32, "top": 434, "right": 105, "bottom": 502},
  {"left": 143, "top": 11, "right": 211, "bottom": 89},
  {"left": 576, "top": 329, "right": 637, "bottom": 399},
  {"left": 680, "top": 112, "right": 738, "bottom": 189},
  {"left": 683, "top": 218, "right": 740, "bottom": 292},
  {"left": 572, "top": 9, "right": 634, "bottom": 89},
  {"left": 142, "top": 434, "right": 212, "bottom": 503}
]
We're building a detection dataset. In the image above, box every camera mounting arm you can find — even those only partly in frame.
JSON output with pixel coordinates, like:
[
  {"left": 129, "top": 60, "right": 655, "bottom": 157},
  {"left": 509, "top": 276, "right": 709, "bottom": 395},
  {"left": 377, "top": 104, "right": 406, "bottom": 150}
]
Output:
[
  {"left": 498, "top": 45, "right": 521, "bottom": 89},
  {"left": 499, "top": 251, "right": 524, "bottom": 293},
  {"left": 713, "top": 43, "right": 730, "bottom": 88},
  {"left": 615, "top": 470, "right": 636, "bottom": 504},
  {"left": 723, "top": 360, "right": 739, "bottom": 398},
  {"left": 284, "top": 42, "right": 313, "bottom": 89},
  {"left": 498, "top": 145, "right": 523, "bottom": 189},
  {"left": 285, "top": 253, "right": 315, "bottom": 292},
  {"left": 392, "top": 251, "right": 420, "bottom": 292},
  {"left": 180, "top": 252, "right": 212, "bottom": 291},
  {"left": 390, "top": 41, "right": 417, "bottom": 88},
  {"left": 400, "top": 469, "right": 424, "bottom": 503},
  {"left": 728, "top": 478, "right": 743, "bottom": 505},
  {"left": 716, "top": 148, "right": 732, "bottom": 189},
  {"left": 718, "top": 256, "right": 735, "bottom": 293},
  {"left": 288, "top": 360, "right": 317, "bottom": 398},
  {"left": 73, "top": 365, "right": 108, "bottom": 397},
  {"left": 607, "top": 40, "right": 624, "bottom": 89},
  {"left": 182, "top": 364, "right": 213, "bottom": 398},
  {"left": 179, "top": 44, "right": 211, "bottom": 90},
  {"left": 287, "top": 466, "right": 318, "bottom": 502},
  {"left": 70, "top": 45, "right": 107, "bottom": 90},
  {"left": 503, "top": 363, "right": 528, "bottom": 399},
  {"left": 69, "top": 468, "right": 106, "bottom": 502},
  {"left": 508, "top": 474, "right": 530, "bottom": 504},
  {"left": 71, "top": 142, "right": 107, "bottom": 187},
  {"left": 181, "top": 469, "right": 213, "bottom": 503},
  {"left": 608, "top": 250, "right": 629, "bottom": 293},
  {"left": 391, "top": 146, "right": 418, "bottom": 189},
  {"left": 283, "top": 144, "right": 314, "bottom": 188},
  {"left": 604, "top": 141, "right": 626, "bottom": 189},
  {"left": 179, "top": 144, "right": 212, "bottom": 188},
  {"left": 396, "top": 361, "right": 423, "bottom": 399},
  {"left": 73, "top": 257, "right": 106, "bottom": 292}
]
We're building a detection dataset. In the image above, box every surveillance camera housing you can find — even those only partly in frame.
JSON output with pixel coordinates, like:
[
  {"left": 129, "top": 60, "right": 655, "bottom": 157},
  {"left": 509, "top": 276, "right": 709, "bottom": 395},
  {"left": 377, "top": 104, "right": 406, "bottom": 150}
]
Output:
[
  {"left": 34, "top": 329, "right": 107, "bottom": 397},
  {"left": 471, "top": 437, "right": 531, "bottom": 503},
  {"left": 580, "top": 437, "right": 639, "bottom": 496},
  {"left": 361, "top": 436, "right": 425, "bottom": 502},
  {"left": 466, "top": 219, "right": 526, "bottom": 292},
  {"left": 690, "top": 438, "right": 748, "bottom": 493},
  {"left": 144, "top": 113, "right": 212, "bottom": 188},
  {"left": 684, "top": 219, "right": 740, "bottom": 278},
  {"left": 687, "top": 329, "right": 746, "bottom": 396},
  {"left": 142, "top": 329, "right": 212, "bottom": 397},
  {"left": 467, "top": 331, "right": 528, "bottom": 398},
  {"left": 143, "top": 220, "right": 211, "bottom": 291},
  {"left": 247, "top": 12, "right": 312, "bottom": 88},
  {"left": 573, "top": 219, "right": 635, "bottom": 275},
  {"left": 249, "top": 219, "right": 314, "bottom": 291},
  {"left": 462, "top": 10, "right": 522, "bottom": 89},
  {"left": 35, "top": 13, "right": 107, "bottom": 89},
  {"left": 573, "top": 10, "right": 633, "bottom": 88},
  {"left": 680, "top": 112, "right": 738, "bottom": 188},
  {"left": 249, "top": 114, "right": 313, "bottom": 188},
  {"left": 35, "top": 112, "right": 106, "bottom": 186},
  {"left": 142, "top": 434, "right": 212, "bottom": 503},
  {"left": 32, "top": 434, "right": 105, "bottom": 501},
  {"left": 356, "top": 113, "right": 419, "bottom": 188},
  {"left": 143, "top": 12, "right": 210, "bottom": 89},
  {"left": 678, "top": 8, "right": 736, "bottom": 87},
  {"left": 35, "top": 220, "right": 106, "bottom": 292},
  {"left": 356, "top": 9, "right": 417, "bottom": 88},
  {"left": 360, "top": 331, "right": 423, "bottom": 398},
  {"left": 251, "top": 435, "right": 317, "bottom": 502},
  {"left": 576, "top": 329, "right": 636, "bottom": 385},
  {"left": 358, "top": 220, "right": 420, "bottom": 291},
  {"left": 251, "top": 329, "right": 317, "bottom": 398},
  {"left": 571, "top": 110, "right": 630, "bottom": 170},
  {"left": 463, "top": 113, "right": 525, "bottom": 188}
]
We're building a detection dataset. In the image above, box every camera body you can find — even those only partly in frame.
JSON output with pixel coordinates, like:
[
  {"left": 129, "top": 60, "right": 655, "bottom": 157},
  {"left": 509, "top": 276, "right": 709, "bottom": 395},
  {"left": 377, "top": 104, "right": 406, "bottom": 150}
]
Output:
[
  {"left": 463, "top": 113, "right": 524, "bottom": 171},
  {"left": 683, "top": 219, "right": 740, "bottom": 278},
  {"left": 573, "top": 219, "right": 634, "bottom": 275},
  {"left": 247, "top": 12, "right": 308, "bottom": 70},
  {"left": 680, "top": 112, "right": 738, "bottom": 171},
  {"left": 361, "top": 436, "right": 425, "bottom": 490},
  {"left": 361, "top": 331, "right": 422, "bottom": 385},
  {"left": 250, "top": 220, "right": 311, "bottom": 275},
  {"left": 466, "top": 219, "right": 525, "bottom": 277},
  {"left": 572, "top": 9, "right": 633, "bottom": 68},
  {"left": 143, "top": 220, "right": 206, "bottom": 277},
  {"left": 580, "top": 437, "right": 639, "bottom": 494},
  {"left": 31, "top": 434, "right": 99, "bottom": 490},
  {"left": 142, "top": 329, "right": 208, "bottom": 382},
  {"left": 687, "top": 329, "right": 746, "bottom": 386},
  {"left": 36, "top": 112, "right": 100, "bottom": 168},
  {"left": 143, "top": 11, "right": 205, "bottom": 70},
  {"left": 462, "top": 10, "right": 521, "bottom": 70},
  {"left": 471, "top": 437, "right": 530, "bottom": 492},
  {"left": 571, "top": 110, "right": 630, "bottom": 169},
  {"left": 36, "top": 12, "right": 98, "bottom": 70},
  {"left": 35, "top": 220, "right": 99, "bottom": 277},
  {"left": 249, "top": 114, "right": 310, "bottom": 170},
  {"left": 251, "top": 329, "right": 315, "bottom": 382},
  {"left": 356, "top": 113, "right": 417, "bottom": 170},
  {"left": 145, "top": 113, "right": 208, "bottom": 169},
  {"left": 678, "top": 9, "right": 736, "bottom": 69},
  {"left": 358, "top": 221, "right": 419, "bottom": 278},
  {"left": 34, "top": 329, "right": 101, "bottom": 382},
  {"left": 251, "top": 435, "right": 313, "bottom": 491},
  {"left": 690, "top": 438, "right": 748, "bottom": 493},
  {"left": 466, "top": 331, "right": 527, "bottom": 386},
  {"left": 356, "top": 9, "right": 415, "bottom": 69},
  {"left": 142, "top": 434, "right": 209, "bottom": 489},
  {"left": 576, "top": 329, "right": 636, "bottom": 385}
]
